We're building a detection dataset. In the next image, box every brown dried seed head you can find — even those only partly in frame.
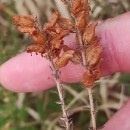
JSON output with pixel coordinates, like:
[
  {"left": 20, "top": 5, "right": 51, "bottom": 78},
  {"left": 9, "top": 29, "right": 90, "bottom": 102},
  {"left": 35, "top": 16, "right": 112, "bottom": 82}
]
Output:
[
  {"left": 50, "top": 39, "right": 64, "bottom": 49},
  {"left": 26, "top": 44, "right": 47, "bottom": 55},
  {"left": 76, "top": 11, "right": 88, "bottom": 31},
  {"left": 71, "top": 0, "right": 82, "bottom": 15},
  {"left": 83, "top": 22, "right": 98, "bottom": 44},
  {"left": 12, "top": 16, "right": 35, "bottom": 27},
  {"left": 55, "top": 50, "right": 75, "bottom": 68},
  {"left": 17, "top": 26, "right": 36, "bottom": 34},
  {"left": 50, "top": 39, "right": 64, "bottom": 58},
  {"left": 71, "top": 0, "right": 90, "bottom": 16},
  {"left": 63, "top": 45, "right": 82, "bottom": 64},
  {"left": 31, "top": 31, "right": 46, "bottom": 44},
  {"left": 63, "top": 45, "right": 72, "bottom": 52},
  {"left": 57, "top": 30, "right": 70, "bottom": 39},
  {"left": 83, "top": 59, "right": 102, "bottom": 88},
  {"left": 82, "top": 0, "right": 90, "bottom": 12},
  {"left": 86, "top": 43, "right": 103, "bottom": 67},
  {"left": 58, "top": 17, "right": 75, "bottom": 31},
  {"left": 92, "top": 59, "right": 103, "bottom": 80},
  {"left": 70, "top": 52, "right": 82, "bottom": 64},
  {"left": 83, "top": 70, "right": 96, "bottom": 88},
  {"left": 44, "top": 11, "right": 60, "bottom": 30}
]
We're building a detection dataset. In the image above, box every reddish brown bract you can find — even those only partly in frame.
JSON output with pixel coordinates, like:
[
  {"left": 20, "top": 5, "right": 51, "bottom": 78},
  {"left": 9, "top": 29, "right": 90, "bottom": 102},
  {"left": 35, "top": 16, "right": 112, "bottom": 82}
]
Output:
[{"left": 12, "top": 16, "right": 35, "bottom": 27}]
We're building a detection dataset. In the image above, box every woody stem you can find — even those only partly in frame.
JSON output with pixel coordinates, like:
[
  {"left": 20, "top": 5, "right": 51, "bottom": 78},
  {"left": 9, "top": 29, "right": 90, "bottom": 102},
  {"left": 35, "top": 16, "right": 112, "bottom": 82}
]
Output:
[{"left": 48, "top": 54, "right": 71, "bottom": 130}]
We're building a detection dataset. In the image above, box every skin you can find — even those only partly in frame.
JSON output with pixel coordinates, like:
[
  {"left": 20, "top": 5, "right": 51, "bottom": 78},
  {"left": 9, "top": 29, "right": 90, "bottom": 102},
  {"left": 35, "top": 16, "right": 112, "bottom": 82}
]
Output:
[{"left": 1, "top": 12, "right": 130, "bottom": 130}]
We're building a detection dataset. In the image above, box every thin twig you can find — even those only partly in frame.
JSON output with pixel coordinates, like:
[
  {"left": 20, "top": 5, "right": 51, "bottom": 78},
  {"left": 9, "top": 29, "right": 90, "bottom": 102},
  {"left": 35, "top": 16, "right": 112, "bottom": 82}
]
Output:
[
  {"left": 48, "top": 53, "right": 72, "bottom": 130},
  {"left": 88, "top": 88, "right": 96, "bottom": 130},
  {"left": 68, "top": 1, "right": 97, "bottom": 128},
  {"left": 73, "top": 17, "right": 97, "bottom": 130}
]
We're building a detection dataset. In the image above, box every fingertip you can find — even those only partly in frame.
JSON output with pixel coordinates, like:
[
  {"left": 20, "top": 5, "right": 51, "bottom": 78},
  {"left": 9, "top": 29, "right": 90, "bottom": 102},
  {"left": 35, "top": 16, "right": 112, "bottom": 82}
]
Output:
[
  {"left": 103, "top": 99, "right": 130, "bottom": 130},
  {"left": 0, "top": 52, "right": 55, "bottom": 92}
]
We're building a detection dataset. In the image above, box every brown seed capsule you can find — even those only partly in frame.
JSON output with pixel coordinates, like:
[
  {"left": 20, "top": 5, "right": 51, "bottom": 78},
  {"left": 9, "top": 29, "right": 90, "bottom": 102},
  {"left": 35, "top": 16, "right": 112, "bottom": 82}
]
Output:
[
  {"left": 70, "top": 52, "right": 82, "bottom": 64},
  {"left": 12, "top": 16, "right": 35, "bottom": 27},
  {"left": 50, "top": 39, "right": 64, "bottom": 58},
  {"left": 83, "top": 59, "right": 102, "bottom": 87},
  {"left": 57, "top": 17, "right": 75, "bottom": 31},
  {"left": 63, "top": 45, "right": 72, "bottom": 52},
  {"left": 31, "top": 31, "right": 46, "bottom": 44},
  {"left": 76, "top": 11, "right": 88, "bottom": 30},
  {"left": 26, "top": 44, "right": 47, "bottom": 55},
  {"left": 82, "top": 0, "right": 91, "bottom": 12},
  {"left": 17, "top": 26, "right": 36, "bottom": 34},
  {"left": 55, "top": 50, "right": 74, "bottom": 68},
  {"left": 71, "top": 0, "right": 82, "bottom": 15},
  {"left": 63, "top": 45, "right": 82, "bottom": 64},
  {"left": 92, "top": 59, "right": 103, "bottom": 80},
  {"left": 44, "top": 11, "right": 60, "bottom": 30},
  {"left": 86, "top": 43, "right": 103, "bottom": 67},
  {"left": 83, "top": 70, "right": 96, "bottom": 88},
  {"left": 57, "top": 30, "right": 70, "bottom": 39},
  {"left": 83, "top": 22, "right": 98, "bottom": 44}
]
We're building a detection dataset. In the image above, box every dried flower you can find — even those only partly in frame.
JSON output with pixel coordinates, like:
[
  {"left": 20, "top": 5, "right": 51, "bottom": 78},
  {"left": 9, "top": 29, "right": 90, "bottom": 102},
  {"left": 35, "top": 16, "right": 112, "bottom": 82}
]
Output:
[
  {"left": 49, "top": 38, "right": 64, "bottom": 58},
  {"left": 57, "top": 17, "right": 75, "bottom": 31},
  {"left": 83, "top": 70, "right": 96, "bottom": 87},
  {"left": 12, "top": 16, "right": 35, "bottom": 27},
  {"left": 86, "top": 43, "right": 103, "bottom": 67},
  {"left": 63, "top": 45, "right": 82, "bottom": 64},
  {"left": 17, "top": 26, "right": 36, "bottom": 34},
  {"left": 31, "top": 31, "right": 46, "bottom": 44},
  {"left": 71, "top": 0, "right": 83, "bottom": 15},
  {"left": 26, "top": 44, "right": 47, "bottom": 56},
  {"left": 44, "top": 11, "right": 60, "bottom": 30},
  {"left": 83, "top": 22, "right": 98, "bottom": 44},
  {"left": 55, "top": 50, "right": 74, "bottom": 68},
  {"left": 76, "top": 11, "right": 88, "bottom": 30}
]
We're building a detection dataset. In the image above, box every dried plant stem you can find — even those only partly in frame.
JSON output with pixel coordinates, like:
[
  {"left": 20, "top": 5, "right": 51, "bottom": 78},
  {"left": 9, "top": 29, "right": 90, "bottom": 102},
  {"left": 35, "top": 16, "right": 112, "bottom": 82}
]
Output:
[
  {"left": 88, "top": 88, "right": 96, "bottom": 130},
  {"left": 75, "top": 23, "right": 97, "bottom": 130},
  {"left": 48, "top": 54, "right": 71, "bottom": 130}
]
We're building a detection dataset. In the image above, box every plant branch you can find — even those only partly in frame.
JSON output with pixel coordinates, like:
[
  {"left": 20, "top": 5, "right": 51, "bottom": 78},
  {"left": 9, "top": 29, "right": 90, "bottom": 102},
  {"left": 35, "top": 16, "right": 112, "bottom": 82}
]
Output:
[
  {"left": 77, "top": 29, "right": 96, "bottom": 130},
  {"left": 48, "top": 53, "right": 72, "bottom": 130},
  {"left": 88, "top": 88, "right": 96, "bottom": 130},
  {"left": 70, "top": 9, "right": 97, "bottom": 130}
]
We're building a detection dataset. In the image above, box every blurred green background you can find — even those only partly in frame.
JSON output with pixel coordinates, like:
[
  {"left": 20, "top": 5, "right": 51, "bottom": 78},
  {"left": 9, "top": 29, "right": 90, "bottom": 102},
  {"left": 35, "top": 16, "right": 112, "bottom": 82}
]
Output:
[{"left": 0, "top": 0, "right": 130, "bottom": 130}]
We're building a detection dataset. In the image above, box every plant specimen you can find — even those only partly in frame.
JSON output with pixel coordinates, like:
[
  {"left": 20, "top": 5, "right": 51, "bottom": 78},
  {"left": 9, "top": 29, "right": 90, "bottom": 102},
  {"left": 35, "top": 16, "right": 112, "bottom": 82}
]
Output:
[{"left": 12, "top": 0, "right": 103, "bottom": 130}]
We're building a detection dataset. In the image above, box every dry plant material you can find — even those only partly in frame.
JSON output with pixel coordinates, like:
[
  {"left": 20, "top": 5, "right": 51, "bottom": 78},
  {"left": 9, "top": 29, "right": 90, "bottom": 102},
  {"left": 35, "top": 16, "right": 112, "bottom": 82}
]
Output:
[
  {"left": 60, "top": 0, "right": 103, "bottom": 130},
  {"left": 12, "top": 0, "right": 103, "bottom": 129},
  {"left": 12, "top": 12, "right": 76, "bottom": 130}
]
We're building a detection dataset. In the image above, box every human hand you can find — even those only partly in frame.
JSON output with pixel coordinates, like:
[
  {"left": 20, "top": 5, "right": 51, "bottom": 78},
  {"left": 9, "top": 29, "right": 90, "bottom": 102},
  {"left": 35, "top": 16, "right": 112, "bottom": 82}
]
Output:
[{"left": 1, "top": 12, "right": 130, "bottom": 130}]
